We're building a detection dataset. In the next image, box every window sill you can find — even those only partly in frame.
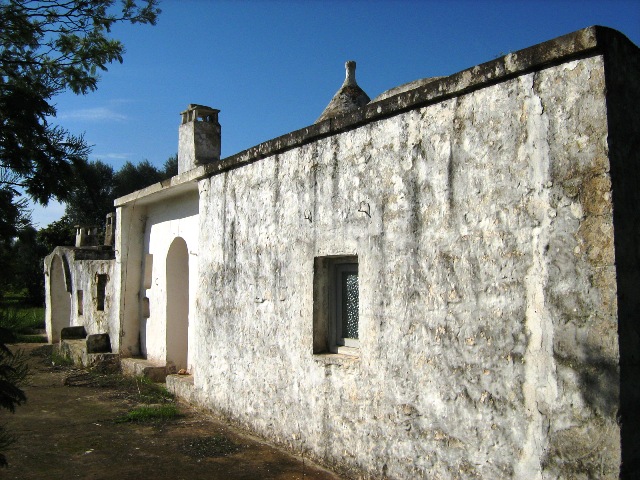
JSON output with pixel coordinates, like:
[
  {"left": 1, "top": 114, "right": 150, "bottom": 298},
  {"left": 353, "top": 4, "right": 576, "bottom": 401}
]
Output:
[
  {"left": 313, "top": 351, "right": 360, "bottom": 366},
  {"left": 333, "top": 345, "right": 359, "bottom": 356}
]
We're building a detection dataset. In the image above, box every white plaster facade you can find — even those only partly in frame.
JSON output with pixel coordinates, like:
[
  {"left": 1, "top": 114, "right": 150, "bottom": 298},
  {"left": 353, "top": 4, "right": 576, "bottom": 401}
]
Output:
[
  {"left": 44, "top": 27, "right": 640, "bottom": 479},
  {"left": 140, "top": 193, "right": 199, "bottom": 370}
]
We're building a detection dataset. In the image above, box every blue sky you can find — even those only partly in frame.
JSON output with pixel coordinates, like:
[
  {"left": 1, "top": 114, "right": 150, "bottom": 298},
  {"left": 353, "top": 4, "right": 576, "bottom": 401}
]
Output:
[{"left": 32, "top": 0, "right": 640, "bottom": 227}]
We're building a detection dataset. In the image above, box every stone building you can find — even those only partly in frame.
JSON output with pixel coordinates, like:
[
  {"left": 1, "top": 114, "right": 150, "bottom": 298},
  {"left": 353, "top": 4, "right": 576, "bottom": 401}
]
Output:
[{"left": 44, "top": 27, "right": 640, "bottom": 478}]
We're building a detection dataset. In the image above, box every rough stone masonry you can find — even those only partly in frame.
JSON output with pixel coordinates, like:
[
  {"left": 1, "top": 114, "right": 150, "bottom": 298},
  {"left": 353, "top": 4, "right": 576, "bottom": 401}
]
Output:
[{"left": 46, "top": 26, "right": 640, "bottom": 479}]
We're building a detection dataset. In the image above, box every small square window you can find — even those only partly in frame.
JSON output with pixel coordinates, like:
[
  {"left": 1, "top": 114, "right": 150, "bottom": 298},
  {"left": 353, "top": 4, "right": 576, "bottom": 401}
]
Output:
[{"left": 313, "top": 256, "right": 360, "bottom": 356}]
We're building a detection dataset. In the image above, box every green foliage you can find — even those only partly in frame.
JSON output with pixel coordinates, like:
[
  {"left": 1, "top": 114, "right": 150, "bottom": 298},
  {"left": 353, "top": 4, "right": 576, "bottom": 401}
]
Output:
[
  {"left": 10, "top": 226, "right": 48, "bottom": 304},
  {"left": 37, "top": 217, "right": 75, "bottom": 250},
  {"left": 0, "top": 0, "right": 160, "bottom": 247},
  {"left": 63, "top": 159, "right": 116, "bottom": 228},
  {"left": 13, "top": 334, "right": 46, "bottom": 343},
  {"left": 113, "top": 159, "right": 164, "bottom": 198},
  {"left": 0, "top": 305, "right": 44, "bottom": 335},
  {"left": 63, "top": 156, "right": 178, "bottom": 229},
  {"left": 115, "top": 404, "right": 179, "bottom": 423},
  {"left": 162, "top": 154, "right": 179, "bottom": 178},
  {"left": 50, "top": 348, "right": 74, "bottom": 367},
  {"left": 0, "top": 333, "right": 28, "bottom": 467},
  {"left": 0, "top": 176, "right": 30, "bottom": 297},
  {"left": 0, "top": 343, "right": 27, "bottom": 413}
]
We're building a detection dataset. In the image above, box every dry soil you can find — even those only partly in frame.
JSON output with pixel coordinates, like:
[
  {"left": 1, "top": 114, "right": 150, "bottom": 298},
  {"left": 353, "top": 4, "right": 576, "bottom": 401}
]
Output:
[{"left": 2, "top": 343, "right": 342, "bottom": 480}]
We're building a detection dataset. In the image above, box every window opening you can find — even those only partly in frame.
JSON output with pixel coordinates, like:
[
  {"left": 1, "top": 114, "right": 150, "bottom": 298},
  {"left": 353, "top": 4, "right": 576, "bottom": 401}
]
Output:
[
  {"left": 313, "top": 255, "right": 360, "bottom": 356},
  {"left": 77, "top": 290, "right": 83, "bottom": 316},
  {"left": 96, "top": 274, "right": 108, "bottom": 311},
  {"left": 336, "top": 263, "right": 359, "bottom": 348}
]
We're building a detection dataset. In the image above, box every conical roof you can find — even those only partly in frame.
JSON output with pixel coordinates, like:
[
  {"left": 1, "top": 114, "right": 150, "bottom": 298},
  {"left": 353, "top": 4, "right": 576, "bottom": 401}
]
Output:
[{"left": 315, "top": 61, "right": 370, "bottom": 123}]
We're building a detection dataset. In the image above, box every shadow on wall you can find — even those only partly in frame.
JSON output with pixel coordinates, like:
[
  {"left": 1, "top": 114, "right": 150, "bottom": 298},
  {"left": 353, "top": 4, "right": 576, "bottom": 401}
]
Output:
[
  {"left": 578, "top": 346, "right": 619, "bottom": 417},
  {"left": 166, "top": 237, "right": 189, "bottom": 372},
  {"left": 604, "top": 31, "right": 640, "bottom": 479},
  {"left": 547, "top": 342, "right": 619, "bottom": 477}
]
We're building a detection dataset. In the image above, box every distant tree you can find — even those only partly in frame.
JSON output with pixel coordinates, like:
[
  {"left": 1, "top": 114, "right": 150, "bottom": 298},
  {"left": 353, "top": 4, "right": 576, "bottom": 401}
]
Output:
[
  {"left": 0, "top": 0, "right": 160, "bottom": 246},
  {"left": 11, "top": 226, "right": 49, "bottom": 305},
  {"left": 4, "top": 218, "right": 74, "bottom": 306},
  {"left": 61, "top": 157, "right": 174, "bottom": 231},
  {"left": 63, "top": 160, "right": 116, "bottom": 228},
  {"left": 113, "top": 159, "right": 165, "bottom": 199},
  {"left": 0, "top": 172, "right": 30, "bottom": 299},
  {"left": 162, "top": 154, "right": 178, "bottom": 178},
  {"left": 37, "top": 217, "right": 75, "bottom": 252},
  {"left": 8, "top": 155, "right": 176, "bottom": 306}
]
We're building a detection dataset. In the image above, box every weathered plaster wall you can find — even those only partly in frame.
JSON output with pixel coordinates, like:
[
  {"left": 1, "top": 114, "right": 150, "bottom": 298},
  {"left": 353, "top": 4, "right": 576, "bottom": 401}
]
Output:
[
  {"left": 67, "top": 258, "right": 116, "bottom": 336},
  {"left": 44, "top": 248, "right": 116, "bottom": 344},
  {"left": 193, "top": 54, "right": 619, "bottom": 478},
  {"left": 113, "top": 204, "right": 146, "bottom": 356},
  {"left": 44, "top": 249, "right": 71, "bottom": 343},
  {"left": 140, "top": 192, "right": 199, "bottom": 369}
]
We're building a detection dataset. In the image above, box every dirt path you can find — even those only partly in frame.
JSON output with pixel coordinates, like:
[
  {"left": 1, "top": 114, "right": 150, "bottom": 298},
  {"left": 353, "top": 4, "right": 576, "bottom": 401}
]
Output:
[{"left": 3, "top": 344, "right": 342, "bottom": 480}]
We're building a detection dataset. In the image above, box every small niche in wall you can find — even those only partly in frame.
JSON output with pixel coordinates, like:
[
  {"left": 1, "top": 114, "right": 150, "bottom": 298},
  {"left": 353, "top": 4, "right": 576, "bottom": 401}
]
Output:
[
  {"left": 96, "top": 274, "right": 108, "bottom": 311},
  {"left": 77, "top": 290, "right": 83, "bottom": 316},
  {"left": 142, "top": 297, "right": 150, "bottom": 318},
  {"left": 144, "top": 254, "right": 153, "bottom": 289}
]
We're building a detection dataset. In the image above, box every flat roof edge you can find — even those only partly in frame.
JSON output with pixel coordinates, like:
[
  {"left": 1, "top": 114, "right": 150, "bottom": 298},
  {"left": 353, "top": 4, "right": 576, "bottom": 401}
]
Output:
[
  {"left": 195, "top": 26, "right": 635, "bottom": 179},
  {"left": 114, "top": 165, "right": 204, "bottom": 207}
]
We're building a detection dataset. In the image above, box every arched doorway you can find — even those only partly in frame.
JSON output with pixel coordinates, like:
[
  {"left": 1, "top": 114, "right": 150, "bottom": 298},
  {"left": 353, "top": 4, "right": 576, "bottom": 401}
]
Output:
[
  {"left": 50, "top": 255, "right": 71, "bottom": 343},
  {"left": 166, "top": 237, "right": 189, "bottom": 371}
]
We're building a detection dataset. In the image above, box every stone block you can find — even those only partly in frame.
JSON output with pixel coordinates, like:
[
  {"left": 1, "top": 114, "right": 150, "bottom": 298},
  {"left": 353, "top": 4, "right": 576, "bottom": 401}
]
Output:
[
  {"left": 58, "top": 339, "right": 85, "bottom": 365},
  {"left": 60, "top": 326, "right": 86, "bottom": 340},
  {"left": 86, "top": 353, "right": 120, "bottom": 373},
  {"left": 86, "top": 333, "right": 111, "bottom": 354},
  {"left": 120, "top": 357, "right": 169, "bottom": 382}
]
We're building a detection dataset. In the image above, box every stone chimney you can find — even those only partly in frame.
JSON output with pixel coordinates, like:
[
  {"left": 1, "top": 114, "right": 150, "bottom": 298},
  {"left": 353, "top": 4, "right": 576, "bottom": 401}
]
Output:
[
  {"left": 104, "top": 212, "right": 115, "bottom": 247},
  {"left": 178, "top": 104, "right": 221, "bottom": 174},
  {"left": 75, "top": 226, "right": 99, "bottom": 247}
]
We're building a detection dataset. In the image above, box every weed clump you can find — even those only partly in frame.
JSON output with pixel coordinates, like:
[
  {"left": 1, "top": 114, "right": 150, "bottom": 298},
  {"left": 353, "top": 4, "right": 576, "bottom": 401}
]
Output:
[{"left": 115, "top": 404, "right": 179, "bottom": 423}]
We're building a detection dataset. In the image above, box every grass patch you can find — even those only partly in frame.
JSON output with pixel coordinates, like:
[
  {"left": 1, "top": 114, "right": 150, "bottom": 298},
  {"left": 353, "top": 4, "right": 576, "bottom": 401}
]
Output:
[
  {"left": 115, "top": 404, "right": 179, "bottom": 423},
  {"left": 0, "top": 306, "right": 45, "bottom": 337},
  {"left": 14, "top": 334, "right": 47, "bottom": 343},
  {"left": 51, "top": 349, "right": 74, "bottom": 366},
  {"left": 63, "top": 371, "right": 174, "bottom": 404},
  {"left": 0, "top": 290, "right": 46, "bottom": 341},
  {"left": 94, "top": 374, "right": 173, "bottom": 404}
]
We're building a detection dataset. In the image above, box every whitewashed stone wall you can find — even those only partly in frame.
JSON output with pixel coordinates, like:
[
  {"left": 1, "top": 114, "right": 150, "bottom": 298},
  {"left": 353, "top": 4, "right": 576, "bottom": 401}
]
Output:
[
  {"left": 68, "top": 258, "right": 116, "bottom": 336},
  {"left": 113, "top": 203, "right": 145, "bottom": 356},
  {"left": 44, "top": 248, "right": 116, "bottom": 344},
  {"left": 140, "top": 193, "right": 199, "bottom": 369},
  {"left": 192, "top": 54, "right": 619, "bottom": 478}
]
